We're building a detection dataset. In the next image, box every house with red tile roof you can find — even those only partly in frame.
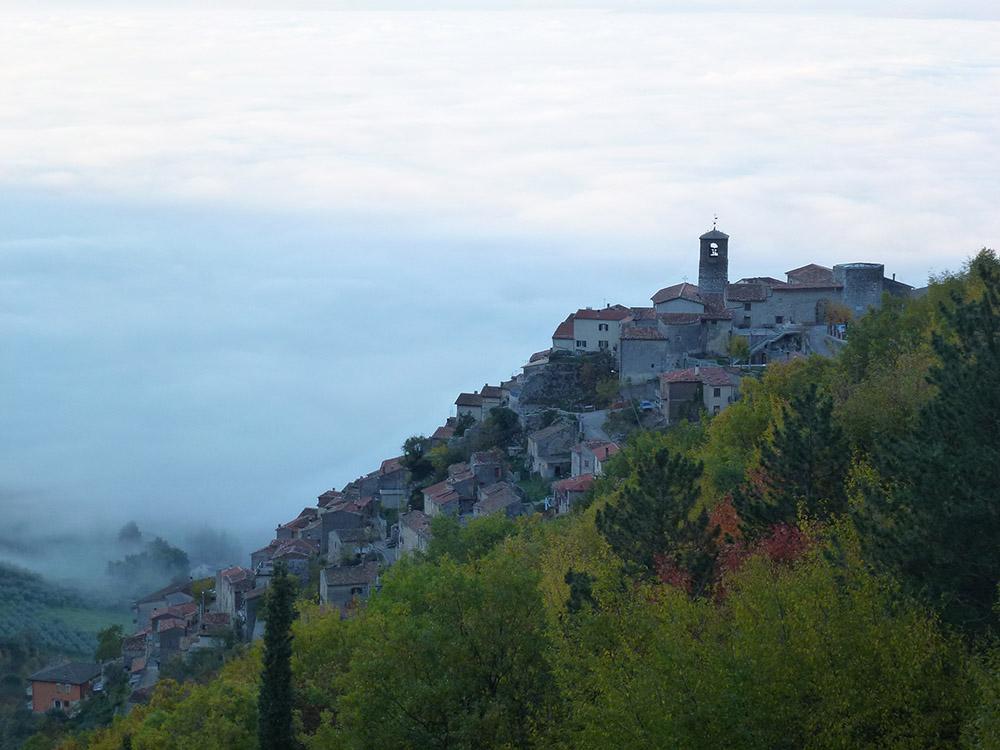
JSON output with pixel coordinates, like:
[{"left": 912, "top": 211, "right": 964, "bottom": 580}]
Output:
[
  {"left": 651, "top": 282, "right": 705, "bottom": 313},
  {"left": 430, "top": 424, "right": 456, "bottom": 445},
  {"left": 423, "top": 479, "right": 462, "bottom": 518},
  {"left": 473, "top": 482, "right": 524, "bottom": 518},
  {"left": 527, "top": 421, "right": 576, "bottom": 479},
  {"left": 571, "top": 440, "right": 620, "bottom": 478},
  {"left": 28, "top": 662, "right": 101, "bottom": 714},
  {"left": 399, "top": 510, "right": 432, "bottom": 556},
  {"left": 551, "top": 305, "right": 631, "bottom": 356},
  {"left": 377, "top": 455, "right": 409, "bottom": 510},
  {"left": 660, "top": 366, "right": 741, "bottom": 424},
  {"left": 553, "top": 474, "right": 595, "bottom": 515}
]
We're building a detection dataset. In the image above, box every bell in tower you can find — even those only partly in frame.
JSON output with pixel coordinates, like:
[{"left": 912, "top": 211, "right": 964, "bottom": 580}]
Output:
[{"left": 698, "top": 223, "right": 729, "bottom": 310}]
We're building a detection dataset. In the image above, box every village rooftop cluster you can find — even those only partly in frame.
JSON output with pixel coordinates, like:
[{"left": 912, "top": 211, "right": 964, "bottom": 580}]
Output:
[{"left": 29, "top": 226, "right": 919, "bottom": 714}]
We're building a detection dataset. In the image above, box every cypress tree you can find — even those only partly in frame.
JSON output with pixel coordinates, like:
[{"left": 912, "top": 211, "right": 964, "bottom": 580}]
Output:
[
  {"left": 734, "top": 382, "right": 849, "bottom": 534},
  {"left": 257, "top": 561, "right": 297, "bottom": 750}
]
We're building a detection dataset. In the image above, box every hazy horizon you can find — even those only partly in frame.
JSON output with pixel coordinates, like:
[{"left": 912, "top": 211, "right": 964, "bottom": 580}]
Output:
[{"left": 1, "top": 6, "right": 997, "bottom": 584}]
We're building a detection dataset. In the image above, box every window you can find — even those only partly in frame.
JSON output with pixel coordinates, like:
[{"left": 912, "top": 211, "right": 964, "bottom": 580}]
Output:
[
  {"left": 744, "top": 302, "right": 752, "bottom": 311},
  {"left": 576, "top": 340, "right": 587, "bottom": 348},
  {"left": 713, "top": 387, "right": 721, "bottom": 398},
  {"left": 709, "top": 242, "right": 719, "bottom": 257},
  {"left": 598, "top": 340, "right": 609, "bottom": 350},
  {"left": 598, "top": 323, "right": 609, "bottom": 331},
  {"left": 775, "top": 315, "right": 784, "bottom": 324}
]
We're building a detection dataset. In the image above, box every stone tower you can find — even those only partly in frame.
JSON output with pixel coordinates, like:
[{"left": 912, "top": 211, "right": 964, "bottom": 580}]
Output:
[{"left": 698, "top": 227, "right": 729, "bottom": 309}]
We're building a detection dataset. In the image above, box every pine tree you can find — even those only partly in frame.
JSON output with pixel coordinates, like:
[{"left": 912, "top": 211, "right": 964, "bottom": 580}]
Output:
[
  {"left": 734, "top": 382, "right": 849, "bottom": 535},
  {"left": 257, "top": 561, "right": 297, "bottom": 750},
  {"left": 595, "top": 434, "right": 716, "bottom": 593},
  {"left": 862, "top": 252, "right": 1000, "bottom": 633}
]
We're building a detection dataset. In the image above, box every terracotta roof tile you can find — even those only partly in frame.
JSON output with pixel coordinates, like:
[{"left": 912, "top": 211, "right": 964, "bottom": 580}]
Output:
[
  {"left": 553, "top": 474, "right": 595, "bottom": 493},
  {"left": 573, "top": 305, "right": 631, "bottom": 321},
  {"left": 651, "top": 282, "right": 703, "bottom": 305},
  {"left": 379, "top": 456, "right": 405, "bottom": 475},
  {"left": 657, "top": 312, "right": 702, "bottom": 325},
  {"left": 552, "top": 314, "right": 575, "bottom": 340},
  {"left": 660, "top": 366, "right": 740, "bottom": 387},
  {"left": 455, "top": 392, "right": 483, "bottom": 407},
  {"left": 432, "top": 425, "right": 455, "bottom": 440}
]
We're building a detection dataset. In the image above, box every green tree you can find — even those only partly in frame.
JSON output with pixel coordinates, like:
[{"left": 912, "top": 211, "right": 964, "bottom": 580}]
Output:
[
  {"left": 860, "top": 252, "right": 1000, "bottom": 633},
  {"left": 595, "top": 433, "right": 715, "bottom": 592},
  {"left": 734, "top": 382, "right": 849, "bottom": 535},
  {"left": 94, "top": 624, "right": 123, "bottom": 663},
  {"left": 727, "top": 334, "right": 750, "bottom": 364},
  {"left": 400, "top": 436, "right": 434, "bottom": 482},
  {"left": 453, "top": 413, "right": 476, "bottom": 437},
  {"left": 426, "top": 514, "right": 518, "bottom": 564},
  {"left": 258, "top": 562, "right": 297, "bottom": 750},
  {"left": 330, "top": 553, "right": 557, "bottom": 750},
  {"left": 473, "top": 406, "right": 521, "bottom": 451},
  {"left": 556, "top": 542, "right": 969, "bottom": 750}
]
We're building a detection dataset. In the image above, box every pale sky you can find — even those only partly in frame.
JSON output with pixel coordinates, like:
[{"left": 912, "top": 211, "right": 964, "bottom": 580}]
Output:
[{"left": 0, "top": 5, "right": 998, "bottom": 577}]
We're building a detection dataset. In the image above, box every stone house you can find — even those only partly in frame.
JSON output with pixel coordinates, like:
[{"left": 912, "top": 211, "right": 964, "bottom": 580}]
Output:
[
  {"left": 455, "top": 392, "right": 485, "bottom": 422},
  {"left": 553, "top": 474, "right": 595, "bottom": 515},
  {"left": 320, "top": 562, "right": 380, "bottom": 610},
  {"left": 327, "top": 527, "right": 374, "bottom": 564},
  {"left": 651, "top": 282, "right": 705, "bottom": 314},
  {"left": 423, "top": 479, "right": 462, "bottom": 517},
  {"left": 215, "top": 566, "right": 255, "bottom": 622},
  {"left": 430, "top": 424, "right": 456, "bottom": 446},
  {"left": 470, "top": 448, "right": 506, "bottom": 487},
  {"left": 527, "top": 421, "right": 576, "bottom": 479},
  {"left": 240, "top": 588, "right": 268, "bottom": 642},
  {"left": 660, "top": 366, "right": 741, "bottom": 424},
  {"left": 156, "top": 618, "right": 186, "bottom": 657},
  {"left": 122, "top": 632, "right": 148, "bottom": 670},
  {"left": 399, "top": 510, "right": 432, "bottom": 556},
  {"left": 377, "top": 456, "right": 409, "bottom": 510},
  {"left": 28, "top": 662, "right": 102, "bottom": 714},
  {"left": 131, "top": 581, "right": 193, "bottom": 632},
  {"left": 251, "top": 539, "right": 281, "bottom": 572},
  {"left": 319, "top": 509, "right": 366, "bottom": 556},
  {"left": 275, "top": 507, "right": 320, "bottom": 540},
  {"left": 593, "top": 443, "right": 621, "bottom": 476},
  {"left": 267, "top": 538, "right": 317, "bottom": 583},
  {"left": 571, "top": 441, "right": 619, "bottom": 477},
  {"left": 479, "top": 384, "right": 503, "bottom": 416},
  {"left": 446, "top": 462, "right": 477, "bottom": 503},
  {"left": 317, "top": 489, "right": 345, "bottom": 508},
  {"left": 473, "top": 482, "right": 524, "bottom": 518}
]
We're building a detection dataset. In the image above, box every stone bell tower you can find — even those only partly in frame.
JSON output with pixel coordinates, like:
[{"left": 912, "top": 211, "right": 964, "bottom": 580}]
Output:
[{"left": 698, "top": 224, "right": 729, "bottom": 310}]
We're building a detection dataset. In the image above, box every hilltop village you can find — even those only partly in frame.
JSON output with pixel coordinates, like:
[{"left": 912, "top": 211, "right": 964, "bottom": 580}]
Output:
[{"left": 28, "top": 226, "right": 919, "bottom": 714}]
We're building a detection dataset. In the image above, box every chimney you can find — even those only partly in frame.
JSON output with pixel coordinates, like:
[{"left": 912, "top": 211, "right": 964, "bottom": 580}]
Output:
[{"left": 892, "top": 272, "right": 896, "bottom": 281}]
